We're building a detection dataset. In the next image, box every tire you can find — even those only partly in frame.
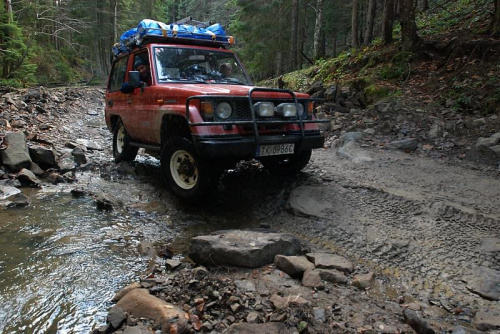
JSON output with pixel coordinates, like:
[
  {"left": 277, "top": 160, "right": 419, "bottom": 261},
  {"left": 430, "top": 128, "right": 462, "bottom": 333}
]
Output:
[
  {"left": 260, "top": 149, "right": 312, "bottom": 176},
  {"left": 160, "top": 137, "right": 219, "bottom": 201},
  {"left": 113, "top": 120, "right": 138, "bottom": 162}
]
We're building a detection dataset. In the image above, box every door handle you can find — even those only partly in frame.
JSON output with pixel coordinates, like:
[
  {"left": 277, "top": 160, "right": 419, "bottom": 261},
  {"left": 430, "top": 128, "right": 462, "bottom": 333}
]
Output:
[{"left": 127, "top": 99, "right": 133, "bottom": 104}]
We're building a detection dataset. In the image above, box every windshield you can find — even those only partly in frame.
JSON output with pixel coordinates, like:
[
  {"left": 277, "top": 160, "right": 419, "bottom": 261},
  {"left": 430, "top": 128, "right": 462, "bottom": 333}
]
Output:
[{"left": 154, "top": 46, "right": 252, "bottom": 85}]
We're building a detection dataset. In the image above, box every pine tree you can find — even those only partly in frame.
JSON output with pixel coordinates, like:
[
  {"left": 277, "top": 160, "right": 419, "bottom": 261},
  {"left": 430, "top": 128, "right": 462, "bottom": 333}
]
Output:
[{"left": 0, "top": 5, "right": 36, "bottom": 86}]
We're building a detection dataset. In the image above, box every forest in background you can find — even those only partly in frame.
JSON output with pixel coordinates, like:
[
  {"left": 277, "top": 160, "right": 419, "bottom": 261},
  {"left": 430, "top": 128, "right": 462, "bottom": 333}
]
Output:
[{"left": 0, "top": 0, "right": 499, "bottom": 87}]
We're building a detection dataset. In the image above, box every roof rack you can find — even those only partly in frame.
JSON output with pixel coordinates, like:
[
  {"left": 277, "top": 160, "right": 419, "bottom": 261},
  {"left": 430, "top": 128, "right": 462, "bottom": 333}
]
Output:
[{"left": 112, "top": 18, "right": 233, "bottom": 57}]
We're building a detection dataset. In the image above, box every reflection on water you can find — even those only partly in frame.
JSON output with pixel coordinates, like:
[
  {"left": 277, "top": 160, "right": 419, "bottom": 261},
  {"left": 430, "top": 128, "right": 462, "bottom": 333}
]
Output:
[
  {"left": 0, "top": 193, "right": 149, "bottom": 334},
  {"left": 0, "top": 170, "right": 264, "bottom": 334}
]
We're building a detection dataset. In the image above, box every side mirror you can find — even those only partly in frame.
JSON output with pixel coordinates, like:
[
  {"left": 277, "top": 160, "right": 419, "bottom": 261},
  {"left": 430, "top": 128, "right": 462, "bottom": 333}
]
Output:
[
  {"left": 129, "top": 71, "right": 140, "bottom": 86},
  {"left": 120, "top": 71, "right": 141, "bottom": 94}
]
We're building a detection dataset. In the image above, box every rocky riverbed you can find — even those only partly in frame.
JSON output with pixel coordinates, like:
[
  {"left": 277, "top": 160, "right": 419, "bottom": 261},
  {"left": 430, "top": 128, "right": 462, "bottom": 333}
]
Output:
[{"left": 0, "top": 86, "right": 499, "bottom": 334}]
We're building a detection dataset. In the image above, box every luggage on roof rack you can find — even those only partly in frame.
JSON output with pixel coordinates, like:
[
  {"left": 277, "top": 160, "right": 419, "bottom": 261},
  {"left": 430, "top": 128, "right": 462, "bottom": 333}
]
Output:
[
  {"left": 112, "top": 18, "right": 233, "bottom": 57},
  {"left": 173, "top": 16, "right": 211, "bottom": 28}
]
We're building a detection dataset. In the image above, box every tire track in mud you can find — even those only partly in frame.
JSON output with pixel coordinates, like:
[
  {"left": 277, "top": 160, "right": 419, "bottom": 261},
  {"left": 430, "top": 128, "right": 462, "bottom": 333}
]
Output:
[{"left": 276, "top": 181, "right": 499, "bottom": 308}]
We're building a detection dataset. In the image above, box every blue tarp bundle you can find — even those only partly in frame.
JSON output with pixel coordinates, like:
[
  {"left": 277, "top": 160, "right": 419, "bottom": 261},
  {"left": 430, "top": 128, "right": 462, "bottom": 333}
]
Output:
[{"left": 112, "top": 19, "right": 230, "bottom": 56}]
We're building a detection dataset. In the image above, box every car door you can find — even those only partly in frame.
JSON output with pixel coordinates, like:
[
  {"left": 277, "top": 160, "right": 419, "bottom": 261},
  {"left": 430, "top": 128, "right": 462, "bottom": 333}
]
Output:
[
  {"left": 106, "top": 55, "right": 131, "bottom": 131},
  {"left": 125, "top": 51, "right": 159, "bottom": 143}
]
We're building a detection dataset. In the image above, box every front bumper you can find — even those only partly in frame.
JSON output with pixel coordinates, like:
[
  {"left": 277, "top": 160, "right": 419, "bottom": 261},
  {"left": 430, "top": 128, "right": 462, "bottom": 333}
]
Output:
[
  {"left": 186, "top": 88, "right": 328, "bottom": 158},
  {"left": 193, "top": 132, "right": 324, "bottom": 158}
]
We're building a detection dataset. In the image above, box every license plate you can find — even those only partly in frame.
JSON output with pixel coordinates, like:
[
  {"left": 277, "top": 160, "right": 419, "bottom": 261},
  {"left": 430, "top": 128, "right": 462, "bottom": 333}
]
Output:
[{"left": 257, "top": 143, "right": 294, "bottom": 157}]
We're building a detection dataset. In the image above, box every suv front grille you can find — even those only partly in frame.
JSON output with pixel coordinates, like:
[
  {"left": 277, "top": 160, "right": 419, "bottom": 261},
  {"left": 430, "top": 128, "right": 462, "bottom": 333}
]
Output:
[{"left": 217, "top": 99, "right": 305, "bottom": 122}]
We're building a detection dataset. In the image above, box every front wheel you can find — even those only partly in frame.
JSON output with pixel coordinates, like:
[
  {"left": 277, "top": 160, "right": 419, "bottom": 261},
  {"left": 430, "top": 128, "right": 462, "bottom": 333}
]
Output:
[
  {"left": 113, "top": 120, "right": 138, "bottom": 162},
  {"left": 260, "top": 149, "right": 312, "bottom": 176},
  {"left": 160, "top": 137, "right": 220, "bottom": 201}
]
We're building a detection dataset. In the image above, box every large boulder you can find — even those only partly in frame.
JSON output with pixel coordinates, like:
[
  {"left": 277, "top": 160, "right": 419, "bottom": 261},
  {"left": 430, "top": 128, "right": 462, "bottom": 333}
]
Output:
[
  {"left": 112, "top": 288, "right": 187, "bottom": 332},
  {"left": 189, "top": 230, "right": 301, "bottom": 268},
  {"left": 306, "top": 252, "right": 355, "bottom": 273},
  {"left": 17, "top": 168, "right": 41, "bottom": 187},
  {"left": 0, "top": 132, "right": 32, "bottom": 172},
  {"left": 29, "top": 145, "right": 58, "bottom": 168},
  {"left": 57, "top": 152, "right": 77, "bottom": 173},
  {"left": 466, "top": 266, "right": 500, "bottom": 301},
  {"left": 286, "top": 186, "right": 334, "bottom": 218},
  {"left": 473, "top": 310, "right": 500, "bottom": 331},
  {"left": 0, "top": 185, "right": 21, "bottom": 200},
  {"left": 384, "top": 138, "right": 419, "bottom": 152},
  {"left": 274, "top": 255, "right": 315, "bottom": 278}
]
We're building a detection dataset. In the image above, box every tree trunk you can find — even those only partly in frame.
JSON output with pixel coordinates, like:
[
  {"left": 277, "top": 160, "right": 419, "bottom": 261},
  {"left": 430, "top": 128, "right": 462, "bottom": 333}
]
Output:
[
  {"left": 364, "top": 0, "right": 376, "bottom": 45},
  {"left": 494, "top": 0, "right": 500, "bottom": 37},
  {"left": 400, "top": 0, "right": 420, "bottom": 50},
  {"left": 333, "top": 31, "right": 338, "bottom": 57},
  {"left": 351, "top": 0, "right": 359, "bottom": 48},
  {"left": 171, "top": 2, "right": 178, "bottom": 22},
  {"left": 382, "top": 0, "right": 394, "bottom": 44},
  {"left": 420, "top": 0, "right": 429, "bottom": 11},
  {"left": 4, "top": 0, "right": 13, "bottom": 23},
  {"left": 298, "top": 0, "right": 308, "bottom": 69},
  {"left": 395, "top": 0, "right": 401, "bottom": 18},
  {"left": 113, "top": 0, "right": 118, "bottom": 42},
  {"left": 320, "top": 29, "right": 326, "bottom": 59},
  {"left": 313, "top": 0, "right": 324, "bottom": 61},
  {"left": 290, "top": 0, "right": 299, "bottom": 70},
  {"left": 276, "top": 51, "right": 283, "bottom": 77}
]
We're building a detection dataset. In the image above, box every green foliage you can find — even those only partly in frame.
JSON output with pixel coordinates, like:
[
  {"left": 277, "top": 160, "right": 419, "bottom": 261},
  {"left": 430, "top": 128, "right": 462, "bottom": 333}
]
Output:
[
  {"left": 229, "top": 0, "right": 291, "bottom": 80},
  {"left": 378, "top": 51, "right": 416, "bottom": 81},
  {"left": 417, "top": 0, "right": 492, "bottom": 35},
  {"left": 346, "top": 76, "right": 372, "bottom": 91},
  {"left": 31, "top": 47, "right": 85, "bottom": 85},
  {"left": 282, "top": 68, "right": 313, "bottom": 91},
  {"left": 0, "top": 0, "right": 495, "bottom": 90},
  {"left": 310, "top": 46, "right": 389, "bottom": 84},
  {"left": 364, "top": 84, "right": 392, "bottom": 103},
  {"left": 0, "top": 8, "right": 36, "bottom": 87},
  {"left": 314, "top": 51, "right": 353, "bottom": 82}
]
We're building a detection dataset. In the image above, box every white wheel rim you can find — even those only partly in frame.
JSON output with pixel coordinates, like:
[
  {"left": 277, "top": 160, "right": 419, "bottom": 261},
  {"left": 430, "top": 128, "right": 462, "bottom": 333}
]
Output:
[
  {"left": 170, "top": 150, "right": 198, "bottom": 190},
  {"left": 116, "top": 126, "right": 126, "bottom": 154}
]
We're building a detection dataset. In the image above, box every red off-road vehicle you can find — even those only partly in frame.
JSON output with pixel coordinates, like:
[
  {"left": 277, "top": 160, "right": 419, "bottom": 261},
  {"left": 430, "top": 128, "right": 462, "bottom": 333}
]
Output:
[{"left": 105, "top": 19, "right": 326, "bottom": 200}]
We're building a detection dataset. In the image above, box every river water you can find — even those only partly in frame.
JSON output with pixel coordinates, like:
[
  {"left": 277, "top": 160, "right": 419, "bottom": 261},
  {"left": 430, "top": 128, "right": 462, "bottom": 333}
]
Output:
[
  {"left": 0, "top": 163, "right": 263, "bottom": 334},
  {"left": 0, "top": 191, "right": 152, "bottom": 333}
]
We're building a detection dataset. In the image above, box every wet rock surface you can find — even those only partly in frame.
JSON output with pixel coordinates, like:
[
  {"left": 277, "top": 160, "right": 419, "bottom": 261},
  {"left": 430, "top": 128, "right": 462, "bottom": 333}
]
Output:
[
  {"left": 1, "top": 86, "right": 499, "bottom": 333},
  {"left": 188, "top": 230, "right": 301, "bottom": 268}
]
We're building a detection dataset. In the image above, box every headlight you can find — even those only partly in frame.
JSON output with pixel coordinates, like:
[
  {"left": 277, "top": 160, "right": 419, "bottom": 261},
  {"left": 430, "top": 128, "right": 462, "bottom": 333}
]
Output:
[
  {"left": 253, "top": 102, "right": 275, "bottom": 117},
  {"left": 297, "top": 103, "right": 304, "bottom": 117},
  {"left": 276, "top": 103, "right": 298, "bottom": 117},
  {"left": 216, "top": 102, "right": 232, "bottom": 119}
]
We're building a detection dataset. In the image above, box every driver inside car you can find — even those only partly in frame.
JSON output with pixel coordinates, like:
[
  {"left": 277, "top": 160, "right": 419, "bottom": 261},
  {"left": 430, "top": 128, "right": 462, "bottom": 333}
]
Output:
[
  {"left": 219, "top": 63, "right": 232, "bottom": 77},
  {"left": 134, "top": 55, "right": 152, "bottom": 86}
]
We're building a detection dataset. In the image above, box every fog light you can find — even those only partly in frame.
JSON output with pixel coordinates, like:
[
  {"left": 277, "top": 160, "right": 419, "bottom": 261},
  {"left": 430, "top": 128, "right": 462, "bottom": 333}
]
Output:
[
  {"left": 297, "top": 103, "right": 305, "bottom": 117},
  {"left": 253, "top": 102, "right": 274, "bottom": 117},
  {"left": 216, "top": 102, "right": 232, "bottom": 119},
  {"left": 276, "top": 103, "right": 298, "bottom": 117}
]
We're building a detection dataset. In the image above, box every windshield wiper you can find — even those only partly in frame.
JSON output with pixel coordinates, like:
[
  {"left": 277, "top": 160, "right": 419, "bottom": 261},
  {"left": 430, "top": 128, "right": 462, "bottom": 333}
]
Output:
[
  {"left": 176, "top": 78, "right": 207, "bottom": 84},
  {"left": 216, "top": 78, "right": 245, "bottom": 85}
]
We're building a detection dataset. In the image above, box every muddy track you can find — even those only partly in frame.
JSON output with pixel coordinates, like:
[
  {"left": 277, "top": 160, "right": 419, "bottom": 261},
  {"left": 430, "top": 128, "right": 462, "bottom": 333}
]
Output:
[{"left": 267, "top": 146, "right": 500, "bottom": 312}]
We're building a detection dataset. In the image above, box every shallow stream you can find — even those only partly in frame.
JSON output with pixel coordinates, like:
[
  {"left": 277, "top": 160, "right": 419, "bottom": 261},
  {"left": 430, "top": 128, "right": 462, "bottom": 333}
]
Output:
[
  {"left": 0, "top": 166, "right": 262, "bottom": 334},
  {"left": 0, "top": 191, "right": 153, "bottom": 333}
]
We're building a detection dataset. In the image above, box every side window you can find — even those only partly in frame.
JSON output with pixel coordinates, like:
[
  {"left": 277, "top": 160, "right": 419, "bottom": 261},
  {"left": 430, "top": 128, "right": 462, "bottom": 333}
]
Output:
[
  {"left": 133, "top": 52, "right": 152, "bottom": 86},
  {"left": 108, "top": 56, "right": 128, "bottom": 92}
]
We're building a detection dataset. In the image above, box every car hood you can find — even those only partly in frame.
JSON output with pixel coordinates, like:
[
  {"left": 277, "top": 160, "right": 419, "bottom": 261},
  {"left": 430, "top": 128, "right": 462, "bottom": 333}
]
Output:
[{"left": 165, "top": 83, "right": 310, "bottom": 99}]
